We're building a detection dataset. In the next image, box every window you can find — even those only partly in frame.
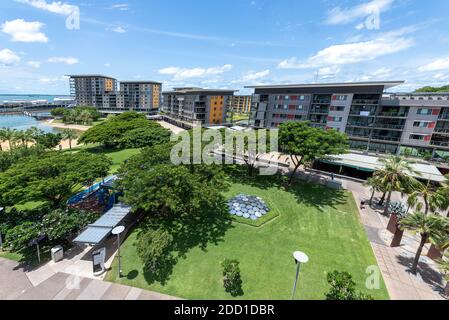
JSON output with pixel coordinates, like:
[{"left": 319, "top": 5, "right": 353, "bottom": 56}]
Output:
[
  {"left": 333, "top": 95, "right": 348, "bottom": 101},
  {"left": 296, "top": 105, "right": 303, "bottom": 111},
  {"left": 283, "top": 105, "right": 288, "bottom": 110},
  {"left": 409, "top": 134, "right": 430, "bottom": 141},
  {"left": 417, "top": 108, "right": 432, "bottom": 115},
  {"left": 331, "top": 106, "right": 345, "bottom": 112},
  {"left": 328, "top": 116, "right": 343, "bottom": 122},
  {"left": 299, "top": 95, "right": 306, "bottom": 101}
]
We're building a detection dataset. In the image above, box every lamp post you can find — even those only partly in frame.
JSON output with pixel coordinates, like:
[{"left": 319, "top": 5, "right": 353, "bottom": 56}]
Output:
[
  {"left": 112, "top": 226, "right": 125, "bottom": 278},
  {"left": 291, "top": 251, "right": 309, "bottom": 300}
]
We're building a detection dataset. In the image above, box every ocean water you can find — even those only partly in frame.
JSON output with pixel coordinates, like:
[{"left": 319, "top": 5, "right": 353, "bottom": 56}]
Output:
[
  {"left": 0, "top": 94, "right": 70, "bottom": 104},
  {"left": 0, "top": 114, "right": 56, "bottom": 133}
]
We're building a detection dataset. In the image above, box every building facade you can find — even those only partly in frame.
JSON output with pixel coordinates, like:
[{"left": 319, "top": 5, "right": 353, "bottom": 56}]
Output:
[
  {"left": 68, "top": 75, "right": 117, "bottom": 107},
  {"left": 162, "top": 88, "right": 235, "bottom": 126},
  {"left": 247, "top": 82, "right": 449, "bottom": 156},
  {"left": 68, "top": 75, "right": 162, "bottom": 115},
  {"left": 228, "top": 95, "right": 252, "bottom": 113}
]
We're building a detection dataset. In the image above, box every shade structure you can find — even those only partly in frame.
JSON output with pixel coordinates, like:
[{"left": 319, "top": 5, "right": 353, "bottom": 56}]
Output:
[
  {"left": 227, "top": 194, "right": 270, "bottom": 221},
  {"left": 73, "top": 204, "right": 131, "bottom": 245}
]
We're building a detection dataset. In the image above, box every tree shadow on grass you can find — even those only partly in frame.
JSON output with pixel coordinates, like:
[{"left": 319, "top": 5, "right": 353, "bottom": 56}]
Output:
[
  {"left": 138, "top": 198, "right": 233, "bottom": 286},
  {"left": 223, "top": 164, "right": 347, "bottom": 212}
]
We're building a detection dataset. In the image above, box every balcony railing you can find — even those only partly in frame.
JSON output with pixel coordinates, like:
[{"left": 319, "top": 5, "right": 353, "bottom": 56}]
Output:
[
  {"left": 431, "top": 141, "right": 449, "bottom": 147},
  {"left": 372, "top": 124, "right": 405, "bottom": 130},
  {"left": 371, "top": 136, "right": 401, "bottom": 142},
  {"left": 312, "top": 100, "right": 331, "bottom": 104},
  {"left": 377, "top": 112, "right": 409, "bottom": 117},
  {"left": 309, "top": 108, "right": 330, "bottom": 114},
  {"left": 439, "top": 114, "right": 449, "bottom": 120},
  {"left": 434, "top": 129, "right": 449, "bottom": 134},
  {"left": 349, "top": 111, "right": 376, "bottom": 116},
  {"left": 352, "top": 99, "right": 379, "bottom": 105}
]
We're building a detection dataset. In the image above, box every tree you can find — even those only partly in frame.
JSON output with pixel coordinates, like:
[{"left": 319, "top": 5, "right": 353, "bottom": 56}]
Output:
[
  {"left": 325, "top": 271, "right": 373, "bottom": 300},
  {"left": 50, "top": 107, "right": 67, "bottom": 117},
  {"left": 374, "top": 156, "right": 418, "bottom": 215},
  {"left": 364, "top": 176, "right": 384, "bottom": 206},
  {"left": 436, "top": 251, "right": 449, "bottom": 297},
  {"left": 1, "top": 128, "right": 17, "bottom": 150},
  {"left": 36, "top": 132, "right": 63, "bottom": 150},
  {"left": 79, "top": 112, "right": 149, "bottom": 148},
  {"left": 407, "top": 180, "right": 446, "bottom": 215},
  {"left": 42, "top": 208, "right": 97, "bottom": 242},
  {"left": 400, "top": 212, "right": 447, "bottom": 274},
  {"left": 221, "top": 258, "right": 243, "bottom": 297},
  {"left": 118, "top": 122, "right": 171, "bottom": 149},
  {"left": 137, "top": 226, "right": 174, "bottom": 274},
  {"left": 0, "top": 151, "right": 111, "bottom": 207},
  {"left": 61, "top": 129, "right": 79, "bottom": 150},
  {"left": 279, "top": 122, "right": 348, "bottom": 185},
  {"left": 5, "top": 222, "right": 42, "bottom": 252}
]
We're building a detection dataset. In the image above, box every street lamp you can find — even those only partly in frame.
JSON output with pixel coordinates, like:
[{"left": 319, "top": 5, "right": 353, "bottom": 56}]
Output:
[
  {"left": 291, "top": 251, "right": 309, "bottom": 300},
  {"left": 112, "top": 226, "right": 125, "bottom": 278}
]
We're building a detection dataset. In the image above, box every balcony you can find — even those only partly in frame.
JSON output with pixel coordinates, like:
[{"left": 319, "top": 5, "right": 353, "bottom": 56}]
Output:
[
  {"left": 312, "top": 100, "right": 331, "bottom": 104},
  {"left": 377, "top": 112, "right": 409, "bottom": 118},
  {"left": 349, "top": 111, "right": 376, "bottom": 116},
  {"left": 434, "top": 128, "right": 449, "bottom": 134},
  {"left": 431, "top": 140, "right": 449, "bottom": 147},
  {"left": 371, "top": 136, "right": 401, "bottom": 142},
  {"left": 352, "top": 99, "right": 379, "bottom": 105},
  {"left": 439, "top": 114, "right": 449, "bottom": 120},
  {"left": 372, "top": 123, "right": 405, "bottom": 130},
  {"left": 309, "top": 108, "right": 330, "bottom": 114}
]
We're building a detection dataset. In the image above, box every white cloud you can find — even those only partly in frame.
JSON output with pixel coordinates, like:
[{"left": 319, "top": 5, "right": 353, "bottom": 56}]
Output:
[
  {"left": 433, "top": 73, "right": 449, "bottom": 81},
  {"left": 111, "top": 3, "right": 129, "bottom": 11},
  {"left": 111, "top": 26, "right": 126, "bottom": 33},
  {"left": 27, "top": 61, "right": 42, "bottom": 68},
  {"left": 38, "top": 75, "right": 66, "bottom": 84},
  {"left": 418, "top": 57, "right": 449, "bottom": 72},
  {"left": 232, "top": 70, "right": 270, "bottom": 84},
  {"left": 1, "top": 19, "right": 48, "bottom": 43},
  {"left": 317, "top": 66, "right": 340, "bottom": 79},
  {"left": 104, "top": 63, "right": 111, "bottom": 68},
  {"left": 326, "top": 0, "right": 394, "bottom": 25},
  {"left": 48, "top": 56, "right": 79, "bottom": 65},
  {"left": 15, "top": 0, "right": 78, "bottom": 16},
  {"left": 0, "top": 49, "right": 21, "bottom": 66},
  {"left": 158, "top": 64, "right": 233, "bottom": 80},
  {"left": 279, "top": 36, "right": 413, "bottom": 69}
]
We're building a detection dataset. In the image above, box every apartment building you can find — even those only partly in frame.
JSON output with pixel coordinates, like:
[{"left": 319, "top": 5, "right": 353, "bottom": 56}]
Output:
[
  {"left": 247, "top": 81, "right": 449, "bottom": 156},
  {"left": 68, "top": 75, "right": 117, "bottom": 107},
  {"left": 68, "top": 76, "right": 162, "bottom": 115},
  {"left": 228, "top": 95, "right": 252, "bottom": 113},
  {"left": 162, "top": 88, "right": 235, "bottom": 126}
]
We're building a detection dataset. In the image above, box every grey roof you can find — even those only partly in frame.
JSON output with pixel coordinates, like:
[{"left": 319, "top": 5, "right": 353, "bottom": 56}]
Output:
[
  {"left": 162, "top": 88, "right": 237, "bottom": 95},
  {"left": 73, "top": 204, "right": 131, "bottom": 245},
  {"left": 245, "top": 81, "right": 405, "bottom": 90},
  {"left": 66, "top": 74, "right": 116, "bottom": 79},
  {"left": 120, "top": 80, "right": 162, "bottom": 84}
]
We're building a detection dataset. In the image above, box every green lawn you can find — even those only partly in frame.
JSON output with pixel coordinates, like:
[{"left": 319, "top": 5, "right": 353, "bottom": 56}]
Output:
[{"left": 106, "top": 178, "right": 389, "bottom": 300}]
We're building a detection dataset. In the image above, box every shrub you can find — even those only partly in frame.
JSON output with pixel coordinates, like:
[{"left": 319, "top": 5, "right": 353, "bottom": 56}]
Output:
[
  {"left": 137, "top": 227, "right": 173, "bottom": 273},
  {"left": 325, "top": 270, "right": 373, "bottom": 300},
  {"left": 389, "top": 201, "right": 408, "bottom": 219},
  {"left": 221, "top": 258, "right": 243, "bottom": 297}
]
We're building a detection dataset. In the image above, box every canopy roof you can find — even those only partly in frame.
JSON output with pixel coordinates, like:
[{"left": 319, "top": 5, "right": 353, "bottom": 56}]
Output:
[
  {"left": 73, "top": 204, "right": 131, "bottom": 245},
  {"left": 323, "top": 153, "right": 445, "bottom": 183}
]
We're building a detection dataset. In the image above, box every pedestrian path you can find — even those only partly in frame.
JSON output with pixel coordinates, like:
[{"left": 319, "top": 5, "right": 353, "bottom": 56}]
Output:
[{"left": 0, "top": 258, "right": 180, "bottom": 300}]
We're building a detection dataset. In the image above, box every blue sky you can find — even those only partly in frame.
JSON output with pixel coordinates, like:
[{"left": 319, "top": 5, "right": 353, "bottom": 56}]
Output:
[{"left": 1, "top": 0, "right": 449, "bottom": 94}]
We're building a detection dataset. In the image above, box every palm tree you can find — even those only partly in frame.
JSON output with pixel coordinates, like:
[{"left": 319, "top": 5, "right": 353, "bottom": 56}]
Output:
[
  {"left": 15, "top": 130, "right": 33, "bottom": 148},
  {"left": 364, "top": 176, "right": 383, "bottom": 206},
  {"left": 0, "top": 128, "right": 6, "bottom": 151},
  {"left": 61, "top": 129, "right": 78, "bottom": 150},
  {"left": 436, "top": 251, "right": 449, "bottom": 297},
  {"left": 408, "top": 180, "right": 446, "bottom": 215},
  {"left": 437, "top": 176, "right": 449, "bottom": 217},
  {"left": 2, "top": 128, "right": 17, "bottom": 150},
  {"left": 400, "top": 212, "right": 447, "bottom": 274},
  {"left": 375, "top": 156, "right": 419, "bottom": 215}
]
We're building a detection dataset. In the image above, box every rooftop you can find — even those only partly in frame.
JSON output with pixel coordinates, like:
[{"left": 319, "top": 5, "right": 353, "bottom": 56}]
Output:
[
  {"left": 120, "top": 80, "right": 162, "bottom": 84},
  {"left": 163, "top": 88, "right": 237, "bottom": 94},
  {"left": 245, "top": 81, "right": 405, "bottom": 90},
  {"left": 66, "top": 74, "right": 117, "bottom": 79}
]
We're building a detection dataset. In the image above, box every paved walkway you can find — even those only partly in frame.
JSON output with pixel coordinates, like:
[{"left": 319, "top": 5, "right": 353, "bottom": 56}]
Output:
[
  {"left": 346, "top": 180, "right": 445, "bottom": 300},
  {"left": 0, "top": 258, "right": 179, "bottom": 300}
]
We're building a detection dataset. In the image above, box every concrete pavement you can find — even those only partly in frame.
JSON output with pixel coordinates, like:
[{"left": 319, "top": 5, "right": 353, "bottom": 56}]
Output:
[{"left": 0, "top": 258, "right": 180, "bottom": 300}]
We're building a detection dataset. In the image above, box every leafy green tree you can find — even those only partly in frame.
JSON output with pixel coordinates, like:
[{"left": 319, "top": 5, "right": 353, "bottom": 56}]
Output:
[
  {"left": 325, "top": 270, "right": 373, "bottom": 300},
  {"left": 137, "top": 226, "right": 174, "bottom": 274},
  {"left": 400, "top": 212, "right": 448, "bottom": 274},
  {"left": 61, "top": 129, "right": 79, "bottom": 150},
  {"left": 79, "top": 112, "right": 149, "bottom": 148},
  {"left": 5, "top": 222, "right": 42, "bottom": 252},
  {"left": 221, "top": 258, "right": 243, "bottom": 297},
  {"left": 0, "top": 151, "right": 111, "bottom": 207},
  {"left": 374, "top": 156, "right": 418, "bottom": 215},
  {"left": 1, "top": 128, "right": 17, "bottom": 150},
  {"left": 436, "top": 251, "right": 449, "bottom": 297},
  {"left": 415, "top": 85, "right": 449, "bottom": 93},
  {"left": 36, "top": 132, "right": 63, "bottom": 150},
  {"left": 50, "top": 107, "right": 67, "bottom": 117},
  {"left": 118, "top": 122, "right": 171, "bottom": 149},
  {"left": 42, "top": 208, "right": 97, "bottom": 242},
  {"left": 279, "top": 121, "right": 348, "bottom": 185}
]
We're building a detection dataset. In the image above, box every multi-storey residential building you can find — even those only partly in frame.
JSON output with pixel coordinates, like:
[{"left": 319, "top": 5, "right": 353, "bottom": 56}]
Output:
[
  {"left": 68, "top": 75, "right": 117, "bottom": 107},
  {"left": 162, "top": 88, "right": 235, "bottom": 126},
  {"left": 228, "top": 95, "right": 252, "bottom": 113},
  {"left": 68, "top": 76, "right": 162, "bottom": 115},
  {"left": 247, "top": 81, "right": 449, "bottom": 156}
]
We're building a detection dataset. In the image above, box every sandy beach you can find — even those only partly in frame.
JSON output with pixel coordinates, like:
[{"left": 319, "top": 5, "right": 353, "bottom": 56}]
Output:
[
  {"left": 45, "top": 119, "right": 91, "bottom": 132},
  {"left": 0, "top": 138, "right": 81, "bottom": 152}
]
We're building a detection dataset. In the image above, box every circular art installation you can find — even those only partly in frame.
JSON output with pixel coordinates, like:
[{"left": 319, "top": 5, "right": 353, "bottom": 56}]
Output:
[{"left": 227, "top": 194, "right": 270, "bottom": 220}]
